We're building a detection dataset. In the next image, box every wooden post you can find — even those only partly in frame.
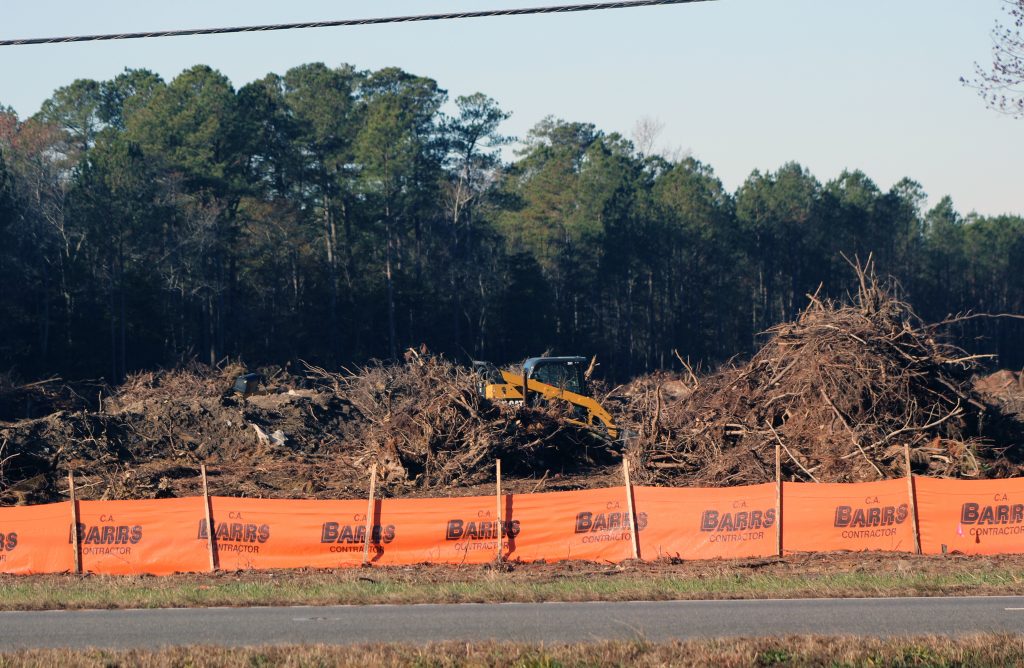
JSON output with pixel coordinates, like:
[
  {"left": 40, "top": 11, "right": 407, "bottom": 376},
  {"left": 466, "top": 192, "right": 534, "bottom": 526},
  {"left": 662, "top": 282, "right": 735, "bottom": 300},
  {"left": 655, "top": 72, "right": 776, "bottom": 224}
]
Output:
[
  {"left": 362, "top": 464, "right": 378, "bottom": 566},
  {"left": 904, "top": 444, "right": 922, "bottom": 555},
  {"left": 622, "top": 459, "right": 640, "bottom": 560},
  {"left": 68, "top": 472, "right": 81, "bottom": 575},
  {"left": 495, "top": 458, "right": 503, "bottom": 562},
  {"left": 201, "top": 464, "right": 218, "bottom": 572},
  {"left": 775, "top": 440, "right": 782, "bottom": 557}
]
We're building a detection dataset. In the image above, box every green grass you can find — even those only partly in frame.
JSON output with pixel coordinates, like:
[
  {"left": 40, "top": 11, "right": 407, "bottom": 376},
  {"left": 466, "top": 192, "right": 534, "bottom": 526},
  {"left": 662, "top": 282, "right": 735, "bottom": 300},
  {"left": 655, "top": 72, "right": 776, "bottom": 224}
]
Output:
[
  {"left": 3, "top": 637, "right": 1024, "bottom": 667},
  {"left": 2, "top": 553, "right": 1024, "bottom": 610}
]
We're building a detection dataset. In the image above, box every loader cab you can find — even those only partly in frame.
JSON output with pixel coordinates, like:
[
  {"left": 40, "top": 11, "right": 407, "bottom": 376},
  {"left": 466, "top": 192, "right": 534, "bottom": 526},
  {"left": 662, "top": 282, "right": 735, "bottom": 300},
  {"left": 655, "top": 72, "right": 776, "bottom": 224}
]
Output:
[{"left": 523, "top": 356, "right": 587, "bottom": 395}]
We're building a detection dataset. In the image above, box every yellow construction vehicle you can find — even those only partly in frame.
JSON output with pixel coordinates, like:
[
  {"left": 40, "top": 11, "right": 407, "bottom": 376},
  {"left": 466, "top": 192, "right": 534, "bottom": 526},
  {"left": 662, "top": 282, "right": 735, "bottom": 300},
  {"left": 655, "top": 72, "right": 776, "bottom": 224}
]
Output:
[{"left": 472, "top": 356, "right": 618, "bottom": 438}]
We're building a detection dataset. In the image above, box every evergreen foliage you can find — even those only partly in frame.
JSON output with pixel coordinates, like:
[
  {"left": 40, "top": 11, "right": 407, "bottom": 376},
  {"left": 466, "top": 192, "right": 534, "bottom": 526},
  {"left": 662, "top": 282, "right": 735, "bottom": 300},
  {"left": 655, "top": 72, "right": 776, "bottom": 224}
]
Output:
[{"left": 2, "top": 64, "right": 1022, "bottom": 382}]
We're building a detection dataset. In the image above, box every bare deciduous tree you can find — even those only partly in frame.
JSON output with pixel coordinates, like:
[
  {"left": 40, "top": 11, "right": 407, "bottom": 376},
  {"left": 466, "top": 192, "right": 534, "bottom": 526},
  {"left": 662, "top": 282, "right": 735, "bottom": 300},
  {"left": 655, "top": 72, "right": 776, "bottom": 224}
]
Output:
[{"left": 966, "top": 0, "right": 1024, "bottom": 117}]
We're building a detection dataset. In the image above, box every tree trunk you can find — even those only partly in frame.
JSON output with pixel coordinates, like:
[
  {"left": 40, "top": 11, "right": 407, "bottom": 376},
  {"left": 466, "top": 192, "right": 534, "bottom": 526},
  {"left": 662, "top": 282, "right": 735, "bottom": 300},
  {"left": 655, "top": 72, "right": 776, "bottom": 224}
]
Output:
[
  {"left": 118, "top": 236, "right": 127, "bottom": 381},
  {"left": 385, "top": 216, "right": 397, "bottom": 360}
]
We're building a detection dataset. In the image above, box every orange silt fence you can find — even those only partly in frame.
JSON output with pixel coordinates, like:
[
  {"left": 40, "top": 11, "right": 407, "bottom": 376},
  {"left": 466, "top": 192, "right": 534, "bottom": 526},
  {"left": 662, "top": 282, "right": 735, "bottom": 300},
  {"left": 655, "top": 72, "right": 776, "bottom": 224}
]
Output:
[
  {"left": 508, "top": 487, "right": 635, "bottom": 563},
  {"left": 210, "top": 489, "right": 637, "bottom": 568},
  {"left": 348, "top": 488, "right": 634, "bottom": 566},
  {"left": 355, "top": 494, "right": 504, "bottom": 566},
  {"left": 76, "top": 497, "right": 209, "bottom": 575},
  {"left": 0, "top": 502, "right": 75, "bottom": 574},
  {"left": 915, "top": 476, "right": 1024, "bottom": 555},
  {"left": 5, "top": 476, "right": 1024, "bottom": 575},
  {"left": 781, "top": 480, "right": 916, "bottom": 554},
  {"left": 207, "top": 496, "right": 367, "bottom": 570},
  {"left": 634, "top": 484, "right": 777, "bottom": 560}
]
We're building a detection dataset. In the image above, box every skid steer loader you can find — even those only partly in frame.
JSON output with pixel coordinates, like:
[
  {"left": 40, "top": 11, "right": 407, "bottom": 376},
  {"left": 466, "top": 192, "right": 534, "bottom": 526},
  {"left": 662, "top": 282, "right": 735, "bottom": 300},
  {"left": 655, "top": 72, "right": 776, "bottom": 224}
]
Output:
[{"left": 472, "top": 356, "right": 619, "bottom": 438}]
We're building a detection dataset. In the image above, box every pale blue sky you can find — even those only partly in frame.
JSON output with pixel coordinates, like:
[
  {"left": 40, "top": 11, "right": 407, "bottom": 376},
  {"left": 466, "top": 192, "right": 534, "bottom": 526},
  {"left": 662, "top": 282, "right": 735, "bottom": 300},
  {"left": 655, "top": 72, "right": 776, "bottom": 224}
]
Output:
[{"left": 0, "top": 1, "right": 1019, "bottom": 215}]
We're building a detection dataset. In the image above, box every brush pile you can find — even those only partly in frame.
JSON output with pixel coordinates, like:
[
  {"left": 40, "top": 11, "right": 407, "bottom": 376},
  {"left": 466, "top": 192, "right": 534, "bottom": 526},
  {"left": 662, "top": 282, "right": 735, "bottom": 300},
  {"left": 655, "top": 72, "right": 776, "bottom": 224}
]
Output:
[
  {"left": 307, "top": 353, "right": 618, "bottom": 490},
  {"left": 625, "top": 272, "right": 1024, "bottom": 485},
  {"left": 3, "top": 267, "right": 1024, "bottom": 505},
  {"left": 0, "top": 364, "right": 365, "bottom": 504},
  {"left": 0, "top": 355, "right": 617, "bottom": 504},
  {"left": 0, "top": 374, "right": 98, "bottom": 422}
]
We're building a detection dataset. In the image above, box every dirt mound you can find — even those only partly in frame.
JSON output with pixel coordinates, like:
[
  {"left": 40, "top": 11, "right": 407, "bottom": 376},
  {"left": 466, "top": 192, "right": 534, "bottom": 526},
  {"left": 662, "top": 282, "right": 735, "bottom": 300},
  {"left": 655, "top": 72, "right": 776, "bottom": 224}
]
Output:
[{"left": 626, "top": 272, "right": 1024, "bottom": 485}]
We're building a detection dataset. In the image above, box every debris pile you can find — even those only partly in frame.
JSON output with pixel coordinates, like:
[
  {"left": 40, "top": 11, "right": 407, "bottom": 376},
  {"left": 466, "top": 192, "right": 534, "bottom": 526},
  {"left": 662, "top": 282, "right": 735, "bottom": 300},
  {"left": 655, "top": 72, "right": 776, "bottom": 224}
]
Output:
[
  {"left": 0, "top": 364, "right": 364, "bottom": 504},
  {"left": 0, "top": 356, "right": 617, "bottom": 504},
  {"left": 2, "top": 267, "right": 1024, "bottom": 505},
  {"left": 307, "top": 355, "right": 618, "bottom": 491},
  {"left": 626, "top": 272, "right": 1024, "bottom": 485},
  {"left": 0, "top": 374, "right": 97, "bottom": 422}
]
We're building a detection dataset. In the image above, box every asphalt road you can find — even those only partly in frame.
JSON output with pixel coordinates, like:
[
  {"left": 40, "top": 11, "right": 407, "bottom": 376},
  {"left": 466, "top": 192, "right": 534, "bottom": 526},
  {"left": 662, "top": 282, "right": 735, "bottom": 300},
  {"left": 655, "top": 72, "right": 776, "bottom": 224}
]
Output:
[{"left": 3, "top": 597, "right": 1024, "bottom": 648}]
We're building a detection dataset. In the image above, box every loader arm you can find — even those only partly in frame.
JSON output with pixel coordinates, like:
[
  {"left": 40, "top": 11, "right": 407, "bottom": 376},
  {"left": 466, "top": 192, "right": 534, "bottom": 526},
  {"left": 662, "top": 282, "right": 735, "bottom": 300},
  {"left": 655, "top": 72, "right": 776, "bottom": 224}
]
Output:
[{"left": 485, "top": 370, "right": 619, "bottom": 438}]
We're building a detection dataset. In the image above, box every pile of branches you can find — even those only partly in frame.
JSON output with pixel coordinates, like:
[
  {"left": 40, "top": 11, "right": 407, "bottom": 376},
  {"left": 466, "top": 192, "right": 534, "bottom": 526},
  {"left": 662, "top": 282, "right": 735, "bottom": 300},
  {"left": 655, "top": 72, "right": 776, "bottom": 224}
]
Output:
[
  {"left": 103, "top": 362, "right": 245, "bottom": 413},
  {"left": 0, "top": 353, "right": 620, "bottom": 504},
  {"left": 0, "top": 363, "right": 364, "bottom": 504},
  {"left": 308, "top": 353, "right": 619, "bottom": 491},
  {"left": 627, "top": 268, "right": 1024, "bottom": 485},
  {"left": 0, "top": 373, "right": 101, "bottom": 422}
]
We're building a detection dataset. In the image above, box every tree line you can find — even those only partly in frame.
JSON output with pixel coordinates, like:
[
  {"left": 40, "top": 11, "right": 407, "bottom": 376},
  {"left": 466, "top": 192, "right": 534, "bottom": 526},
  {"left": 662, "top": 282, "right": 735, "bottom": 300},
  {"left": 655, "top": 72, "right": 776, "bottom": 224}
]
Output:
[{"left": 1, "top": 63, "right": 1022, "bottom": 384}]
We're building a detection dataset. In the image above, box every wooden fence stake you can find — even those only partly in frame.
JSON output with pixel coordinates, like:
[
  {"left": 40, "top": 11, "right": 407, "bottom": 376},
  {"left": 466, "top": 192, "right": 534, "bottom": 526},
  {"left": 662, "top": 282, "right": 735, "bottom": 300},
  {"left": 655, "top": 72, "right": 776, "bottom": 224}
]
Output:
[
  {"left": 495, "top": 458, "right": 503, "bottom": 562},
  {"left": 201, "top": 464, "right": 218, "bottom": 571},
  {"left": 68, "top": 472, "right": 81, "bottom": 575},
  {"left": 905, "top": 444, "right": 922, "bottom": 555},
  {"left": 775, "top": 440, "right": 783, "bottom": 557},
  {"left": 362, "top": 464, "right": 378, "bottom": 566},
  {"left": 622, "top": 459, "right": 640, "bottom": 560}
]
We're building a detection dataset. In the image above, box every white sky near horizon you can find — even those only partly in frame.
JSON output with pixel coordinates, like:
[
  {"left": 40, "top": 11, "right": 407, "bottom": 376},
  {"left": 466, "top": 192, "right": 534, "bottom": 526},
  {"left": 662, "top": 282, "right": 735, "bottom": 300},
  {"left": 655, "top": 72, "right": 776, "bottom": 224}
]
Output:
[{"left": 0, "top": 0, "right": 1021, "bottom": 216}]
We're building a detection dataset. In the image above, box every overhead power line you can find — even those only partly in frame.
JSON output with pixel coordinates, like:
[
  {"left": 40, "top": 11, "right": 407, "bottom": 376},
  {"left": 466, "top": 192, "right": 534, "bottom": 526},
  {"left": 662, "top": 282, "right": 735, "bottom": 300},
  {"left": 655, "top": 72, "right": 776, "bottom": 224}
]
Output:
[{"left": 0, "top": 0, "right": 715, "bottom": 47}]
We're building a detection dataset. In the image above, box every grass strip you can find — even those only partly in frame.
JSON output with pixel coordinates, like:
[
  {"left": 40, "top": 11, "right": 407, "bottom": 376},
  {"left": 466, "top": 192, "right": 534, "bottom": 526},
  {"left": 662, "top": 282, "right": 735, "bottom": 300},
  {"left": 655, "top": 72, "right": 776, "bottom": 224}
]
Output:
[
  {"left": 2, "top": 636, "right": 1024, "bottom": 667},
  {"left": 1, "top": 553, "right": 1023, "bottom": 610}
]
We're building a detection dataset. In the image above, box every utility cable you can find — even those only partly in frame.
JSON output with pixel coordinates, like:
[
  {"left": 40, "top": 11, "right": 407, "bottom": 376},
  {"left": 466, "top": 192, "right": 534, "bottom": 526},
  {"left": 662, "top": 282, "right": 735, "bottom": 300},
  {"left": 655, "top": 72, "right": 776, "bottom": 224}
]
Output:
[{"left": 0, "top": 0, "right": 715, "bottom": 47}]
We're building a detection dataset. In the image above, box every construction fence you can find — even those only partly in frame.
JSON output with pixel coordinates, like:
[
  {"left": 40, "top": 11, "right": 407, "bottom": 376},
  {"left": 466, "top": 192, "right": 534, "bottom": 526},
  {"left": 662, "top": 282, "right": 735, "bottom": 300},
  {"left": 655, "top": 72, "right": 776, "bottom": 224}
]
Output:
[{"left": 1, "top": 463, "right": 1023, "bottom": 575}]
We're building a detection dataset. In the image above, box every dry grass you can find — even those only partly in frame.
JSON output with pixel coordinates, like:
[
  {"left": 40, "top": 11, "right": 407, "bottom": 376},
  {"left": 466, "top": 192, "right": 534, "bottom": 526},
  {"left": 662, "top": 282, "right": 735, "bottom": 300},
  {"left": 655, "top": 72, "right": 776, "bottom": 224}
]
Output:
[
  {"left": 2, "top": 553, "right": 1024, "bottom": 611},
  {"left": 1, "top": 636, "right": 1024, "bottom": 667}
]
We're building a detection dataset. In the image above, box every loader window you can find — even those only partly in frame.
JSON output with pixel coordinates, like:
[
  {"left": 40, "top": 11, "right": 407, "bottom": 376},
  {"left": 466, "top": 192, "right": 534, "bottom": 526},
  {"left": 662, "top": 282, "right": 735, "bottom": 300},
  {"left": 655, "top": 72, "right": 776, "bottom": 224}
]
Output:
[{"left": 531, "top": 363, "right": 583, "bottom": 394}]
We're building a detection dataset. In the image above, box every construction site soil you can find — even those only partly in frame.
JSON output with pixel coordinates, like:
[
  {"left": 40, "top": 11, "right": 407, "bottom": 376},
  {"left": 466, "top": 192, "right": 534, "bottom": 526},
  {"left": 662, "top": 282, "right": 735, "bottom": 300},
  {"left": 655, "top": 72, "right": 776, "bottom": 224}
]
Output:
[{"left": 2, "top": 272, "right": 1024, "bottom": 506}]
